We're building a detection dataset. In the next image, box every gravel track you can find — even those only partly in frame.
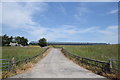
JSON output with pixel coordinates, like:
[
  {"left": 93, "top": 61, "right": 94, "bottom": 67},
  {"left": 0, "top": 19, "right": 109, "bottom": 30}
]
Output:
[{"left": 12, "top": 48, "right": 106, "bottom": 78}]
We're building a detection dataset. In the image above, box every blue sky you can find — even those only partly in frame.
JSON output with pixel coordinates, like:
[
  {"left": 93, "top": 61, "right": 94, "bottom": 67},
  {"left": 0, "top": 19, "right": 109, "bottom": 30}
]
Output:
[{"left": 1, "top": 2, "right": 118, "bottom": 43}]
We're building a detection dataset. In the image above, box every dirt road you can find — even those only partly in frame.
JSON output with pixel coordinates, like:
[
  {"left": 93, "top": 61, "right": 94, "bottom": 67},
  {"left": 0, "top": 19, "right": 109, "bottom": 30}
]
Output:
[{"left": 12, "top": 48, "right": 106, "bottom": 78}]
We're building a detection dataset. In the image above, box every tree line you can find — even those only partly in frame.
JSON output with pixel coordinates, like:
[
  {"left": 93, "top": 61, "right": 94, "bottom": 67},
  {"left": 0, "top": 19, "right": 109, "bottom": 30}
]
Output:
[
  {"left": 1, "top": 34, "right": 47, "bottom": 47},
  {"left": 1, "top": 34, "right": 28, "bottom": 46}
]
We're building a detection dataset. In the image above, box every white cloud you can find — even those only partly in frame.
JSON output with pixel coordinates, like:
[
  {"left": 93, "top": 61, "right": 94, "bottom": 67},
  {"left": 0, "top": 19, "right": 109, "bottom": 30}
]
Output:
[
  {"left": 26, "top": 24, "right": 97, "bottom": 41},
  {"left": 107, "top": 25, "right": 118, "bottom": 30},
  {"left": 2, "top": 2, "right": 48, "bottom": 28},
  {"left": 26, "top": 26, "right": 67, "bottom": 41},
  {"left": 108, "top": 9, "right": 118, "bottom": 14},
  {"left": 97, "top": 25, "right": 118, "bottom": 43},
  {"left": 98, "top": 25, "right": 118, "bottom": 34},
  {"left": 26, "top": 25, "right": 118, "bottom": 43},
  {"left": 1, "top": 2, "right": 118, "bottom": 43},
  {"left": 74, "top": 3, "right": 91, "bottom": 22}
]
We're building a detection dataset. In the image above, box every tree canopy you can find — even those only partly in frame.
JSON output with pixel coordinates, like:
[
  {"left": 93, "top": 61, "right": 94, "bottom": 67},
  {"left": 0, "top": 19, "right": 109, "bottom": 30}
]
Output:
[
  {"left": 38, "top": 38, "right": 47, "bottom": 47},
  {"left": 2, "top": 34, "right": 13, "bottom": 46},
  {"left": 2, "top": 34, "right": 28, "bottom": 46}
]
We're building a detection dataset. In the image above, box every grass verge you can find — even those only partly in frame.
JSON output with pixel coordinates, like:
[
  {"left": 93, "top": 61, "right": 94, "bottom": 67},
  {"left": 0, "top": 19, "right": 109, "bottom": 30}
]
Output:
[
  {"left": 60, "top": 47, "right": 120, "bottom": 80},
  {"left": 1, "top": 46, "right": 50, "bottom": 79},
  {"left": 54, "top": 45, "right": 118, "bottom": 61}
]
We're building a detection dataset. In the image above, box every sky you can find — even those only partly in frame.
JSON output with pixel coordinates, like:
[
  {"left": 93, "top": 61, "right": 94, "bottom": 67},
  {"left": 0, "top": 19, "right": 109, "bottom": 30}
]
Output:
[{"left": 1, "top": 2, "right": 119, "bottom": 44}]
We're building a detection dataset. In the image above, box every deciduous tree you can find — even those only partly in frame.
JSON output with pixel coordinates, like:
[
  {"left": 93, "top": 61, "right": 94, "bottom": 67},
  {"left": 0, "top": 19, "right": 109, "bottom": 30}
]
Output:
[{"left": 38, "top": 38, "right": 47, "bottom": 47}]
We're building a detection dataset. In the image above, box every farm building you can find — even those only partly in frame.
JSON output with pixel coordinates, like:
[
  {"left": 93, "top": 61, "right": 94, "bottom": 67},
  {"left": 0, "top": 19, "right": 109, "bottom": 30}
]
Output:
[
  {"left": 9, "top": 42, "right": 23, "bottom": 47},
  {"left": 9, "top": 42, "right": 18, "bottom": 46}
]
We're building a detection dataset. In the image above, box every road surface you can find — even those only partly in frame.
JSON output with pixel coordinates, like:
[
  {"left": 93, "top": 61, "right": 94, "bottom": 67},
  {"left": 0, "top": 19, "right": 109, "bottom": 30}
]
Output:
[{"left": 12, "top": 48, "right": 105, "bottom": 78}]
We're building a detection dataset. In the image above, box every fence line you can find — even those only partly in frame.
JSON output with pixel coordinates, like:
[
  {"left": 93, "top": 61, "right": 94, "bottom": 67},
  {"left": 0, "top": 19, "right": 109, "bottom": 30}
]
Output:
[
  {"left": 0, "top": 59, "right": 10, "bottom": 71},
  {"left": 61, "top": 47, "right": 110, "bottom": 72},
  {"left": 54, "top": 47, "right": 119, "bottom": 74},
  {"left": 109, "top": 59, "right": 120, "bottom": 73},
  {"left": 1, "top": 47, "right": 49, "bottom": 71}
]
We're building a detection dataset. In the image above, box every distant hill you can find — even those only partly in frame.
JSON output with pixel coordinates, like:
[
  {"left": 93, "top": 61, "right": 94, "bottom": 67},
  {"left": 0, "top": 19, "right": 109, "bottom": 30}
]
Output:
[{"left": 29, "top": 41, "right": 109, "bottom": 45}]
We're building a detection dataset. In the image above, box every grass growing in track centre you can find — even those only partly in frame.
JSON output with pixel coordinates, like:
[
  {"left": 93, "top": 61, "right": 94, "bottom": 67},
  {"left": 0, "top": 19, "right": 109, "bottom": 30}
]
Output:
[{"left": 55, "top": 44, "right": 118, "bottom": 61}]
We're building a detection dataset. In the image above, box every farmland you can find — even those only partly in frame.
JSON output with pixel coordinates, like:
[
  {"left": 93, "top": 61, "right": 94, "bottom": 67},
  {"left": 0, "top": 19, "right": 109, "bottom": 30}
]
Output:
[
  {"left": 1, "top": 46, "right": 46, "bottom": 79},
  {"left": 54, "top": 45, "right": 118, "bottom": 61},
  {"left": 2, "top": 46, "right": 45, "bottom": 61}
]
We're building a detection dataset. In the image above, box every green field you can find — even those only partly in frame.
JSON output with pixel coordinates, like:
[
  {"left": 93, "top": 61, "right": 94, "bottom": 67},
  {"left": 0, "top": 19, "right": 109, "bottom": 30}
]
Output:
[
  {"left": 2, "top": 46, "right": 45, "bottom": 61},
  {"left": 1, "top": 46, "right": 46, "bottom": 78},
  {"left": 55, "top": 45, "right": 118, "bottom": 61}
]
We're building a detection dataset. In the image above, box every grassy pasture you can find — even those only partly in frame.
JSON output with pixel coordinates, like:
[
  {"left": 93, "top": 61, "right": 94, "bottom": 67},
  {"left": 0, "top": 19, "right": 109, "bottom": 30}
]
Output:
[
  {"left": 54, "top": 45, "right": 118, "bottom": 61},
  {"left": 2, "top": 46, "right": 45, "bottom": 61},
  {"left": 1, "top": 46, "right": 46, "bottom": 78}
]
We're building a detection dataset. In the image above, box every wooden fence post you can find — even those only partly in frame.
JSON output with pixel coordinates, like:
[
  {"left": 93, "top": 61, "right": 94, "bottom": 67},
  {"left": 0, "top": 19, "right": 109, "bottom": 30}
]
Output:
[
  {"left": 11, "top": 57, "right": 15, "bottom": 72},
  {"left": 109, "top": 60, "right": 112, "bottom": 69},
  {"left": 105, "top": 60, "right": 111, "bottom": 73},
  {"left": 8, "top": 60, "right": 12, "bottom": 71}
]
